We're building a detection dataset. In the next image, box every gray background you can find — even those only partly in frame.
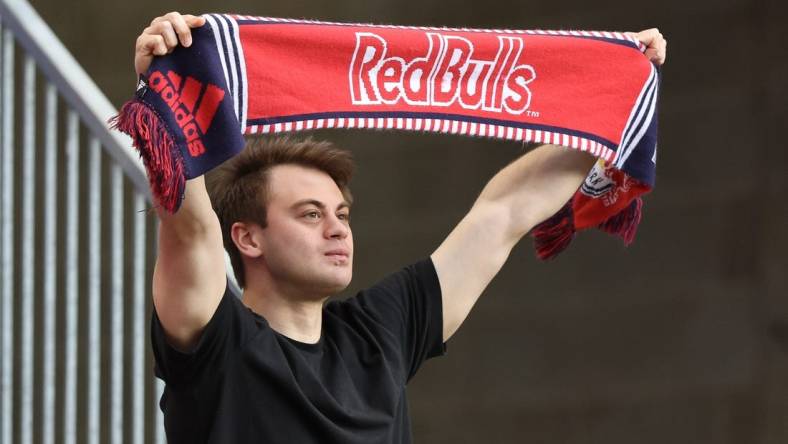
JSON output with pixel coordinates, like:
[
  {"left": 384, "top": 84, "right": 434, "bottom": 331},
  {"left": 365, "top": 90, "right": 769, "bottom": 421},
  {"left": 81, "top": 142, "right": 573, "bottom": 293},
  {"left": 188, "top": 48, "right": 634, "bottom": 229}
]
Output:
[{"left": 30, "top": 0, "right": 788, "bottom": 442}]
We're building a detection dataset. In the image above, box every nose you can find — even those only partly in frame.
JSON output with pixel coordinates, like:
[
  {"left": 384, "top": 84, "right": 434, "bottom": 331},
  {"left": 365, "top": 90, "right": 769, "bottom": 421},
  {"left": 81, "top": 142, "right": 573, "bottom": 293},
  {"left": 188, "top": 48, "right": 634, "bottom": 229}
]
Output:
[{"left": 324, "top": 213, "right": 349, "bottom": 240}]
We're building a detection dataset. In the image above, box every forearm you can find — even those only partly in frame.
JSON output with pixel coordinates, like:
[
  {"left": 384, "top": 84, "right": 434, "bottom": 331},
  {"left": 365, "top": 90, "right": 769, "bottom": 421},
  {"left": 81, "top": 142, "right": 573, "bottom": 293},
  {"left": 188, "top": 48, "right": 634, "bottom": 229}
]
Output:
[
  {"left": 152, "top": 174, "right": 226, "bottom": 349},
  {"left": 156, "top": 176, "right": 221, "bottom": 244},
  {"left": 477, "top": 144, "right": 596, "bottom": 240}
]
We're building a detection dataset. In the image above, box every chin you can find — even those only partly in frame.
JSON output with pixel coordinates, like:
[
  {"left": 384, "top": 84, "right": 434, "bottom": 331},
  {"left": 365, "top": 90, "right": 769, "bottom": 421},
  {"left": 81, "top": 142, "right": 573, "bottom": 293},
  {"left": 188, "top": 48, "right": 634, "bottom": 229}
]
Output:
[
  {"left": 322, "top": 269, "right": 353, "bottom": 293},
  {"left": 326, "top": 270, "right": 353, "bottom": 292},
  {"left": 307, "top": 279, "right": 349, "bottom": 298}
]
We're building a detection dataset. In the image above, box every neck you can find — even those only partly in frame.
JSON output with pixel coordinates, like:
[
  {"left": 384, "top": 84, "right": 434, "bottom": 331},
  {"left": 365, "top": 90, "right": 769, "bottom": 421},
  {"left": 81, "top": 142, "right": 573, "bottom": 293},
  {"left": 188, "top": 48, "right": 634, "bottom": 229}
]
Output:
[{"left": 242, "top": 271, "right": 328, "bottom": 344}]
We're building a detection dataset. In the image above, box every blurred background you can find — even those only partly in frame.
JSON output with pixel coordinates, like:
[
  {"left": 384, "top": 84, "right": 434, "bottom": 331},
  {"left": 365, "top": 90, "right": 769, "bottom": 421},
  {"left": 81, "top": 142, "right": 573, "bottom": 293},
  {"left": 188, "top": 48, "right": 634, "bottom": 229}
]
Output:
[{"left": 2, "top": 0, "right": 786, "bottom": 442}]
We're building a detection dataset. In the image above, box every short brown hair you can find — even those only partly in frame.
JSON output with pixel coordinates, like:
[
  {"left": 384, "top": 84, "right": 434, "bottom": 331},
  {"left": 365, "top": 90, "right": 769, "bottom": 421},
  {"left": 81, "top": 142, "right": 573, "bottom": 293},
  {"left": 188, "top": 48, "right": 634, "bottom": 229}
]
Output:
[{"left": 206, "top": 136, "right": 354, "bottom": 288}]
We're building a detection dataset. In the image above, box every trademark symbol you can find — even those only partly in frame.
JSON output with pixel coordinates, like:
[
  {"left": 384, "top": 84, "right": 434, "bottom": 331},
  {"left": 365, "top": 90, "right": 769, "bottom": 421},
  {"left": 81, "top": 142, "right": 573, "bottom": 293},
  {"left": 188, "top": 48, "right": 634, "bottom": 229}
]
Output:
[{"left": 526, "top": 110, "right": 540, "bottom": 118}]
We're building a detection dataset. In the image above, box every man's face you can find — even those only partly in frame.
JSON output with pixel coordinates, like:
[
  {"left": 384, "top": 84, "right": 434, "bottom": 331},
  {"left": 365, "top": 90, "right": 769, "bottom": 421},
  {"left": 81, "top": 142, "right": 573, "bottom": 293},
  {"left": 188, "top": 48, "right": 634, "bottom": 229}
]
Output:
[{"left": 257, "top": 164, "right": 353, "bottom": 298}]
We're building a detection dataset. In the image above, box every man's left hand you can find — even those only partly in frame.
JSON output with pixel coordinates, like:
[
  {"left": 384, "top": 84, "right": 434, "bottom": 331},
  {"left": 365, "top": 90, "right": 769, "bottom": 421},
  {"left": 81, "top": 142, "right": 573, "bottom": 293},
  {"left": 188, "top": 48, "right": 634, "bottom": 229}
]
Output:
[{"left": 628, "top": 28, "right": 667, "bottom": 66}]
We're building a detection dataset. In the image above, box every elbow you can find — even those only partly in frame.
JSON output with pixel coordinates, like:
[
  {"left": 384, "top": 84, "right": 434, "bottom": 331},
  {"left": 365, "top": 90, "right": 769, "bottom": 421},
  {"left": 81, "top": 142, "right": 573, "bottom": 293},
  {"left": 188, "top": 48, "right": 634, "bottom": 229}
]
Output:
[
  {"left": 472, "top": 196, "right": 537, "bottom": 245},
  {"left": 483, "top": 192, "right": 566, "bottom": 239}
]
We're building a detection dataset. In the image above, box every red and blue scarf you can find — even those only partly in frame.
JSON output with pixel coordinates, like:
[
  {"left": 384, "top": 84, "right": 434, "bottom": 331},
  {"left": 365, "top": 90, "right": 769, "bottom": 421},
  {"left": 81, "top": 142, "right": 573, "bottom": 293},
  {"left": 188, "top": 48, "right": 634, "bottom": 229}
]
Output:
[{"left": 112, "top": 14, "right": 660, "bottom": 259}]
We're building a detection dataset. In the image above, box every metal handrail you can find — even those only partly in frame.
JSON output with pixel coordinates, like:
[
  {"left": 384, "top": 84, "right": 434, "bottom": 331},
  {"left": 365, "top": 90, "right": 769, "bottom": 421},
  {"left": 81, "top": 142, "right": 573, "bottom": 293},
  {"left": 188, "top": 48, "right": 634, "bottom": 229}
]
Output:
[
  {"left": 0, "top": 0, "right": 241, "bottom": 443},
  {"left": 0, "top": 0, "right": 149, "bottom": 195},
  {"left": 0, "top": 0, "right": 241, "bottom": 295}
]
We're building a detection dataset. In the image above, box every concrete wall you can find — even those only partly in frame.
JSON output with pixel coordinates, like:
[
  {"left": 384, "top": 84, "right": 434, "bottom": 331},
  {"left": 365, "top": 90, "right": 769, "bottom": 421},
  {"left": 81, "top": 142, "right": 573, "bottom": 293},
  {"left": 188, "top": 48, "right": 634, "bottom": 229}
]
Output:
[{"left": 30, "top": 0, "right": 788, "bottom": 441}]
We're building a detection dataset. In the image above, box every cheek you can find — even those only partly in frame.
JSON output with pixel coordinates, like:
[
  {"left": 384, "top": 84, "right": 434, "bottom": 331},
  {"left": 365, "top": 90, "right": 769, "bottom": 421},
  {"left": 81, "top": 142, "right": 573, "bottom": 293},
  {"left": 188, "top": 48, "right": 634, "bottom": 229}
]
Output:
[
  {"left": 263, "top": 233, "right": 314, "bottom": 272},
  {"left": 272, "top": 227, "right": 312, "bottom": 252},
  {"left": 262, "top": 220, "right": 305, "bottom": 250},
  {"left": 271, "top": 222, "right": 325, "bottom": 256}
]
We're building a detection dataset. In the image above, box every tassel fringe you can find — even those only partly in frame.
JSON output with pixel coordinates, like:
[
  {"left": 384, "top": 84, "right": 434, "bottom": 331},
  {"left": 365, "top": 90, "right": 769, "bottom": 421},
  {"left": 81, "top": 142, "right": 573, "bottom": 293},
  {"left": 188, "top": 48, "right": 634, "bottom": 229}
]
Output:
[
  {"left": 598, "top": 197, "right": 643, "bottom": 245},
  {"left": 531, "top": 202, "right": 575, "bottom": 260},
  {"left": 109, "top": 100, "right": 185, "bottom": 213},
  {"left": 531, "top": 196, "right": 644, "bottom": 260}
]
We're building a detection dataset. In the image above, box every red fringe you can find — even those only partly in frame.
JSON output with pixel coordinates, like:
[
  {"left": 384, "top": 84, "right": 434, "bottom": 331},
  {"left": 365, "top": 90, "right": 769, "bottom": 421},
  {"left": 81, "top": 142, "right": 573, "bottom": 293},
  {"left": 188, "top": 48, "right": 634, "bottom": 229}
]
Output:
[
  {"left": 531, "top": 201, "right": 575, "bottom": 260},
  {"left": 109, "top": 100, "right": 185, "bottom": 213},
  {"left": 598, "top": 197, "right": 643, "bottom": 245}
]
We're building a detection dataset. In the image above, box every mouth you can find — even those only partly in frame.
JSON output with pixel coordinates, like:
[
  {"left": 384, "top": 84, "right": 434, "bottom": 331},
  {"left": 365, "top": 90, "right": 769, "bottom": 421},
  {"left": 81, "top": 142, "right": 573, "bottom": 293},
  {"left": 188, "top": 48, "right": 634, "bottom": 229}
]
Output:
[{"left": 324, "top": 249, "right": 350, "bottom": 262}]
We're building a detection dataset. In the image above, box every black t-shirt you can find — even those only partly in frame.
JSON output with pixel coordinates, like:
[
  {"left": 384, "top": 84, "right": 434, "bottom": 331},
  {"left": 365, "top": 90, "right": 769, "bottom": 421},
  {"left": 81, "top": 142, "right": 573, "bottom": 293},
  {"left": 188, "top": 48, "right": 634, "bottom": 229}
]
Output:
[{"left": 151, "top": 258, "right": 447, "bottom": 444}]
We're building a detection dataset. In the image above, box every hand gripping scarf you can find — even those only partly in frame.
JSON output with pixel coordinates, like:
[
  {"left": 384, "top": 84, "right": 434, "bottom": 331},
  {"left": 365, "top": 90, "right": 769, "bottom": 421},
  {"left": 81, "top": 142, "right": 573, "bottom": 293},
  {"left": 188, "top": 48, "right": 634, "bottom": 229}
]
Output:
[{"left": 111, "top": 14, "right": 661, "bottom": 259}]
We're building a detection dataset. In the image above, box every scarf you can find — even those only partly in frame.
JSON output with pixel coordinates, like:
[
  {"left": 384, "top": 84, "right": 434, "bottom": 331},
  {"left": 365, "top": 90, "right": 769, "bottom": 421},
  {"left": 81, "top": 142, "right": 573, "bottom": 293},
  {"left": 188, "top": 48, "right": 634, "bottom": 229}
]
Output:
[{"left": 111, "top": 14, "right": 660, "bottom": 259}]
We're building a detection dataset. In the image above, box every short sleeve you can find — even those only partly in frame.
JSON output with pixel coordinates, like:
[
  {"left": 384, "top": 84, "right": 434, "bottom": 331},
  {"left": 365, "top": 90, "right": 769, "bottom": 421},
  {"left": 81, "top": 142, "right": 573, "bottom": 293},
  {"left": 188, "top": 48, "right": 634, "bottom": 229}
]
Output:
[
  {"left": 344, "top": 258, "right": 447, "bottom": 381},
  {"left": 151, "top": 286, "right": 255, "bottom": 387}
]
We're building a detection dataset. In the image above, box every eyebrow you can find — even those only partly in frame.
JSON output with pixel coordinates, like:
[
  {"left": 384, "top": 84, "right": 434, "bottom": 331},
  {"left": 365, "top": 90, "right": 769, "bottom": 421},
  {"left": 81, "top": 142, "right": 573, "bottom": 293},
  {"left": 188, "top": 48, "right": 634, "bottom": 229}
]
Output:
[{"left": 290, "top": 199, "right": 351, "bottom": 211}]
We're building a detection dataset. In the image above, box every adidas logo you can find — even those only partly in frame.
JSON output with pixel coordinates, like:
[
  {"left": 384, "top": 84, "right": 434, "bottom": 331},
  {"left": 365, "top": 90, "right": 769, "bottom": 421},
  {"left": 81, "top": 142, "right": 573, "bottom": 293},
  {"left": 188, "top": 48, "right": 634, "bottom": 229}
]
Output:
[{"left": 148, "top": 70, "right": 226, "bottom": 157}]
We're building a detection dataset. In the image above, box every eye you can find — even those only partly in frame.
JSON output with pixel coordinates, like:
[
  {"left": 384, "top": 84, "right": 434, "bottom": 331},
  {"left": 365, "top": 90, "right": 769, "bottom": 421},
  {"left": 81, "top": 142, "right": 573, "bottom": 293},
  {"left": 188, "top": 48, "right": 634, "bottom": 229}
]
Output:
[
  {"left": 337, "top": 212, "right": 350, "bottom": 221},
  {"left": 304, "top": 210, "right": 321, "bottom": 220}
]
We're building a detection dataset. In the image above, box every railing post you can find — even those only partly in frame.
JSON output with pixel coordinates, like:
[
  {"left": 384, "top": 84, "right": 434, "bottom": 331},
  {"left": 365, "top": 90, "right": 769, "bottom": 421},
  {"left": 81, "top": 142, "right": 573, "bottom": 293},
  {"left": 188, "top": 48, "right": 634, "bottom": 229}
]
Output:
[
  {"left": 132, "top": 192, "right": 147, "bottom": 444},
  {"left": 87, "top": 136, "right": 102, "bottom": 444},
  {"left": 19, "top": 52, "right": 35, "bottom": 444},
  {"left": 62, "top": 110, "right": 79, "bottom": 444},
  {"left": 42, "top": 83, "right": 58, "bottom": 444},
  {"left": 110, "top": 163, "right": 124, "bottom": 444},
  {"left": 1, "top": 24, "right": 16, "bottom": 444}
]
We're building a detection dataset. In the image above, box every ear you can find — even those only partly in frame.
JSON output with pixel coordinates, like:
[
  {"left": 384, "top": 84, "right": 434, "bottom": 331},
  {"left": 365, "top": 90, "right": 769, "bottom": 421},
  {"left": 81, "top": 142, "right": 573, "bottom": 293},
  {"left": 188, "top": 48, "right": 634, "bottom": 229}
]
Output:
[{"left": 230, "top": 221, "right": 264, "bottom": 259}]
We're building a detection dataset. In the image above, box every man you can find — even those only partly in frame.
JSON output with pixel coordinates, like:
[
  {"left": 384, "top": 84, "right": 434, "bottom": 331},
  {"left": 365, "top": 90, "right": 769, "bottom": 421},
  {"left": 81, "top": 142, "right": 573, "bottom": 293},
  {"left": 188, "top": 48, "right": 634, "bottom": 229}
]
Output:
[{"left": 136, "top": 12, "right": 666, "bottom": 443}]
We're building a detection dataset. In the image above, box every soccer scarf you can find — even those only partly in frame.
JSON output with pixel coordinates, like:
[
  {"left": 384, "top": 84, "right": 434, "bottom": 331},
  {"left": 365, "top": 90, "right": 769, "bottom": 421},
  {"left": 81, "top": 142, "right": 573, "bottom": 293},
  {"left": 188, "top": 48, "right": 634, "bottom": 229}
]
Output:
[{"left": 112, "top": 14, "right": 660, "bottom": 259}]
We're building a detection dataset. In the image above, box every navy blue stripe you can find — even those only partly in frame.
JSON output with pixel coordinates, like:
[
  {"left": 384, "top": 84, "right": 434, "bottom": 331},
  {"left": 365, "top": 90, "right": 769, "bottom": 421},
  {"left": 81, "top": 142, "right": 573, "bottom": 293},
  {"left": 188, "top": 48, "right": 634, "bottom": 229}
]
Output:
[
  {"left": 618, "top": 68, "right": 656, "bottom": 156},
  {"left": 218, "top": 14, "right": 245, "bottom": 124},
  {"left": 621, "top": 83, "right": 658, "bottom": 166},
  {"left": 211, "top": 14, "right": 237, "bottom": 117},
  {"left": 247, "top": 111, "right": 617, "bottom": 148},
  {"left": 234, "top": 20, "right": 640, "bottom": 51},
  {"left": 618, "top": 75, "right": 657, "bottom": 166},
  {"left": 620, "top": 69, "right": 654, "bottom": 148},
  {"left": 217, "top": 14, "right": 239, "bottom": 119}
]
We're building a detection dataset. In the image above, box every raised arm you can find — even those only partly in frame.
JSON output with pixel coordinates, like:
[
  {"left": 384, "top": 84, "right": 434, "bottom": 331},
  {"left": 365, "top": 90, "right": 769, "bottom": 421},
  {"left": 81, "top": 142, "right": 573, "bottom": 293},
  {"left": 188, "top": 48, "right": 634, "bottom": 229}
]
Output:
[
  {"left": 136, "top": 12, "right": 227, "bottom": 351},
  {"left": 432, "top": 28, "right": 667, "bottom": 342},
  {"left": 431, "top": 145, "right": 595, "bottom": 341}
]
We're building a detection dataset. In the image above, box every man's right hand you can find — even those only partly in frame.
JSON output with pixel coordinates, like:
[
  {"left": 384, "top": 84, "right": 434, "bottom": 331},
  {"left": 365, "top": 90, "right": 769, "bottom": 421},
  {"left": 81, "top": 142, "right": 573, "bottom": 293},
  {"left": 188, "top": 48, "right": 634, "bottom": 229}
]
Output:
[{"left": 134, "top": 12, "right": 206, "bottom": 76}]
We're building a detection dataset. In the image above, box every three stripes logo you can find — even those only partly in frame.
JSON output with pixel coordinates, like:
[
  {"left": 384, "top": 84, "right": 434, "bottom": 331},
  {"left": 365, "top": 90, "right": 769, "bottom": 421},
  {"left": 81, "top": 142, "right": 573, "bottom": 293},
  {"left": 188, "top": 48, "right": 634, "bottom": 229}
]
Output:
[{"left": 147, "top": 70, "right": 226, "bottom": 157}]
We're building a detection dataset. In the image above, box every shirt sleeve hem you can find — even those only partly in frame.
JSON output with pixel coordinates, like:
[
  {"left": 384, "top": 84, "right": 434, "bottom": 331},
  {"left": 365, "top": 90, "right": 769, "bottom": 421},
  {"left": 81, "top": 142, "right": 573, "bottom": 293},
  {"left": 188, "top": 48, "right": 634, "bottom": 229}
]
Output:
[{"left": 419, "top": 257, "right": 448, "bottom": 359}]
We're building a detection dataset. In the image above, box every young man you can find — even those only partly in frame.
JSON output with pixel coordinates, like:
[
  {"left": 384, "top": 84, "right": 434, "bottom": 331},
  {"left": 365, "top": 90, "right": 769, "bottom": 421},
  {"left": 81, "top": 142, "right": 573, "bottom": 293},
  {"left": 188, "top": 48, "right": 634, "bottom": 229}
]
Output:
[{"left": 137, "top": 12, "right": 666, "bottom": 444}]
